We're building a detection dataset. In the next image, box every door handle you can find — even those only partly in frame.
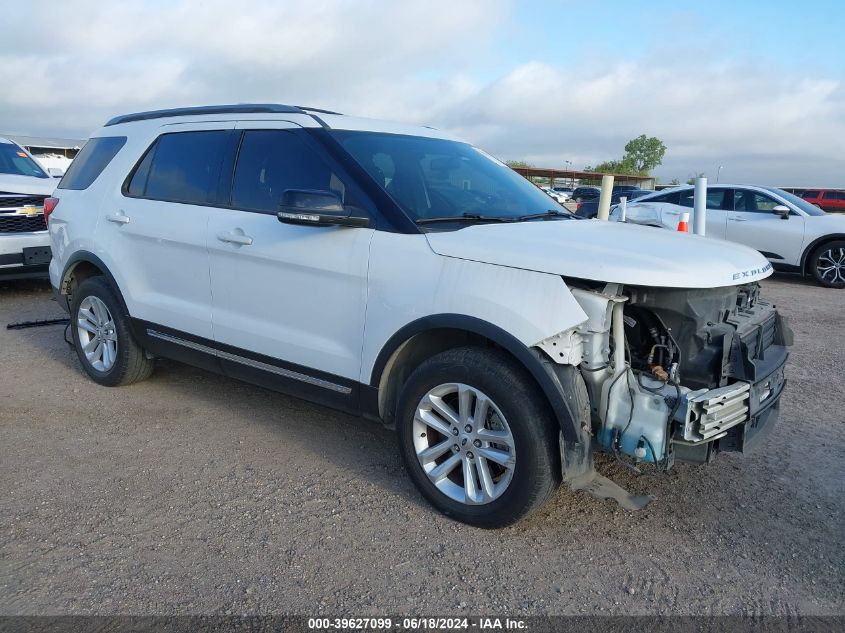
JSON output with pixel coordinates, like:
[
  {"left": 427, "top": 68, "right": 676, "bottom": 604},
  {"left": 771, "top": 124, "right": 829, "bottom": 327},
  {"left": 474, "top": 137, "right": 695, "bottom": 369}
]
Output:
[
  {"left": 217, "top": 231, "right": 254, "bottom": 246},
  {"left": 106, "top": 211, "right": 130, "bottom": 225},
  {"left": 728, "top": 217, "right": 747, "bottom": 222}
]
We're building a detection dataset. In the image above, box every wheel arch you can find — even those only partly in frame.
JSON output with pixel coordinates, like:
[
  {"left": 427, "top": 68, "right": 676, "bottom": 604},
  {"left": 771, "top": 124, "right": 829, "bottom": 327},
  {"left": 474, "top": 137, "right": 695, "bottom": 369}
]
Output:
[
  {"left": 369, "top": 314, "right": 581, "bottom": 443},
  {"left": 800, "top": 233, "right": 845, "bottom": 274},
  {"left": 59, "top": 251, "right": 130, "bottom": 316}
]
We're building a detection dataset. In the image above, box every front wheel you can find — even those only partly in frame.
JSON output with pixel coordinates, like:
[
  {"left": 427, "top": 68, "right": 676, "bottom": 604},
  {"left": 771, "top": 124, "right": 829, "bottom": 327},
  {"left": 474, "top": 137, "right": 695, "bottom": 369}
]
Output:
[
  {"left": 396, "top": 347, "right": 560, "bottom": 527},
  {"left": 808, "top": 240, "right": 845, "bottom": 288}
]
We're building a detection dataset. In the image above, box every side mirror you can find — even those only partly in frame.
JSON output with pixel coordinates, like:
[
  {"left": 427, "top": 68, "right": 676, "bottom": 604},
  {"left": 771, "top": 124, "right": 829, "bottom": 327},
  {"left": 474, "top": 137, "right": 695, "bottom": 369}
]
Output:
[
  {"left": 277, "top": 189, "right": 369, "bottom": 228},
  {"left": 47, "top": 167, "right": 65, "bottom": 178},
  {"left": 771, "top": 204, "right": 790, "bottom": 219}
]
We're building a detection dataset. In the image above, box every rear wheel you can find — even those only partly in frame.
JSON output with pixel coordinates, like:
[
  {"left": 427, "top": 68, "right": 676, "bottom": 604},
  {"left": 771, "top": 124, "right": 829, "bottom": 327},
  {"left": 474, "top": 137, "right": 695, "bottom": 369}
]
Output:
[
  {"left": 70, "top": 277, "right": 154, "bottom": 386},
  {"left": 808, "top": 240, "right": 845, "bottom": 288},
  {"left": 396, "top": 347, "right": 560, "bottom": 527}
]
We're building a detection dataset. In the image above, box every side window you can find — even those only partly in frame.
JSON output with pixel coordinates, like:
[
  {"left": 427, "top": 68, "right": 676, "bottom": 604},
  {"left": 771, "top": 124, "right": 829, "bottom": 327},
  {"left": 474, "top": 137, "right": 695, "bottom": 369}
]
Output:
[
  {"left": 58, "top": 136, "right": 127, "bottom": 190},
  {"left": 829, "top": 191, "right": 845, "bottom": 200},
  {"left": 802, "top": 190, "right": 820, "bottom": 198},
  {"left": 678, "top": 190, "right": 695, "bottom": 207},
  {"left": 734, "top": 190, "right": 780, "bottom": 212},
  {"left": 650, "top": 191, "right": 680, "bottom": 204},
  {"left": 751, "top": 193, "right": 780, "bottom": 212},
  {"left": 230, "top": 130, "right": 349, "bottom": 213},
  {"left": 706, "top": 188, "right": 728, "bottom": 210},
  {"left": 126, "top": 144, "right": 155, "bottom": 196},
  {"left": 126, "top": 131, "right": 227, "bottom": 204}
]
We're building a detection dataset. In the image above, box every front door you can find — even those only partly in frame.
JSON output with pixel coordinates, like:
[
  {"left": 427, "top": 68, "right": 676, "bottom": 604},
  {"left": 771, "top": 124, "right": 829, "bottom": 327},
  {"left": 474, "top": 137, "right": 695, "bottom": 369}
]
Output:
[
  {"left": 206, "top": 123, "right": 374, "bottom": 405},
  {"left": 726, "top": 188, "right": 806, "bottom": 265}
]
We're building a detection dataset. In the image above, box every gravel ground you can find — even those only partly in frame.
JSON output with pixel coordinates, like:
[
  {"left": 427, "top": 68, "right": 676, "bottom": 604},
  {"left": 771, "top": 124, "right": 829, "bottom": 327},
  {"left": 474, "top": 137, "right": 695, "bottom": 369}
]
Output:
[{"left": 0, "top": 274, "right": 842, "bottom": 616}]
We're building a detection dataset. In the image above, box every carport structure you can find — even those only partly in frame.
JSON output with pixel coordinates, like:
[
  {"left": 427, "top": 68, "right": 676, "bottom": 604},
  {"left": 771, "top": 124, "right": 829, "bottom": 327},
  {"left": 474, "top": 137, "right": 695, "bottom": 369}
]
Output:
[{"left": 511, "top": 166, "right": 656, "bottom": 190}]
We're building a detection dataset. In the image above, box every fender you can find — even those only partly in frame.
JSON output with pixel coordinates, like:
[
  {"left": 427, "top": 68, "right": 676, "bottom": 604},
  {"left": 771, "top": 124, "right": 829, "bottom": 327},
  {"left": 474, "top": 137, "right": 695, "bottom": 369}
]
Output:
[
  {"left": 800, "top": 233, "right": 845, "bottom": 272},
  {"left": 58, "top": 251, "right": 139, "bottom": 335},
  {"left": 369, "top": 314, "right": 581, "bottom": 443}
]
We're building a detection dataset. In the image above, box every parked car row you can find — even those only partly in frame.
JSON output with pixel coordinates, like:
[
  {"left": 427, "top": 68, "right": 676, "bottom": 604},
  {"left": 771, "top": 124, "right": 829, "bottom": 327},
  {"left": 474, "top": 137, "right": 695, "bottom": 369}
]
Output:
[
  {"left": 612, "top": 184, "right": 845, "bottom": 288},
  {"left": 574, "top": 189, "right": 652, "bottom": 218}
]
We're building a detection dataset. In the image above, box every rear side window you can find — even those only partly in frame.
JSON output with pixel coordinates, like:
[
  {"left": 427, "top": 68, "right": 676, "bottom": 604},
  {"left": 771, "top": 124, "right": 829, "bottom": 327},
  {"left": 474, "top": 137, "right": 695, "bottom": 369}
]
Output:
[
  {"left": 801, "top": 190, "right": 820, "bottom": 198},
  {"left": 230, "top": 130, "right": 349, "bottom": 213},
  {"left": 126, "top": 131, "right": 227, "bottom": 205},
  {"left": 829, "top": 191, "right": 845, "bottom": 200},
  {"left": 58, "top": 136, "right": 126, "bottom": 190},
  {"left": 649, "top": 191, "right": 680, "bottom": 204}
]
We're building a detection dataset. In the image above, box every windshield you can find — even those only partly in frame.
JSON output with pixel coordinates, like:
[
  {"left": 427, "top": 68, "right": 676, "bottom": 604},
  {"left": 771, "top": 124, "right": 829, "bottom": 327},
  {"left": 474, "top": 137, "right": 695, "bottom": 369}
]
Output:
[
  {"left": 0, "top": 142, "right": 48, "bottom": 178},
  {"left": 762, "top": 186, "right": 826, "bottom": 216},
  {"left": 333, "top": 131, "right": 566, "bottom": 226}
]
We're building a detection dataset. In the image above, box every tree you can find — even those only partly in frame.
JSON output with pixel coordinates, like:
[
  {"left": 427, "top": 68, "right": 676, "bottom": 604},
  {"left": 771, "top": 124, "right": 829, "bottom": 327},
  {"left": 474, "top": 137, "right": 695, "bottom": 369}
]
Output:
[
  {"left": 686, "top": 172, "right": 705, "bottom": 185},
  {"left": 505, "top": 159, "right": 532, "bottom": 169},
  {"left": 622, "top": 135, "right": 667, "bottom": 173},
  {"left": 592, "top": 157, "right": 637, "bottom": 175}
]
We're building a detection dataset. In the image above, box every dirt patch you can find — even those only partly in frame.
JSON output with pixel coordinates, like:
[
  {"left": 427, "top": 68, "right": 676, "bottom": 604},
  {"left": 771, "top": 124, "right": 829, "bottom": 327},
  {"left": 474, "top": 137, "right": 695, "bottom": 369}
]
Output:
[{"left": 0, "top": 275, "right": 843, "bottom": 616}]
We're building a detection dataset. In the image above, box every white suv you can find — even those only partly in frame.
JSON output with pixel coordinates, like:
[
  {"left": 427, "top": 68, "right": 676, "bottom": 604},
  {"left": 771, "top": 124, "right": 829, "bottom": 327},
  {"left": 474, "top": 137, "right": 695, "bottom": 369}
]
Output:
[
  {"left": 48, "top": 105, "right": 792, "bottom": 526},
  {"left": 0, "top": 137, "right": 58, "bottom": 279},
  {"left": 615, "top": 184, "right": 845, "bottom": 288}
]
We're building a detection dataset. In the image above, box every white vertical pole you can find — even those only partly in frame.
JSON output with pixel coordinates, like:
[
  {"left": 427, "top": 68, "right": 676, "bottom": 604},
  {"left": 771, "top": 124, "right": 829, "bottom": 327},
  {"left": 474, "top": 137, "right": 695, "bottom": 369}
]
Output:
[
  {"left": 596, "top": 174, "right": 614, "bottom": 221},
  {"left": 619, "top": 196, "right": 627, "bottom": 222},
  {"left": 693, "top": 176, "right": 707, "bottom": 236}
]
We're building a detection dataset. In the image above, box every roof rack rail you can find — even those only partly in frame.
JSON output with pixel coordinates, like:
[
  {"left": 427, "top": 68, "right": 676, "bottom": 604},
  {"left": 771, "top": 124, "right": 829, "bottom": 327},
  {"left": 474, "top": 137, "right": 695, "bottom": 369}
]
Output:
[
  {"left": 296, "top": 106, "right": 343, "bottom": 115},
  {"left": 104, "top": 104, "right": 305, "bottom": 127}
]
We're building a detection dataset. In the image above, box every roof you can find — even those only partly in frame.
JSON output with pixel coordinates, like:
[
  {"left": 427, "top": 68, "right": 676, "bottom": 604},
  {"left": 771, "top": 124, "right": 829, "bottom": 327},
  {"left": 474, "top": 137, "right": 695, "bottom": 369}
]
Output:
[
  {"left": 99, "top": 103, "right": 462, "bottom": 142},
  {"left": 1, "top": 134, "right": 85, "bottom": 150}
]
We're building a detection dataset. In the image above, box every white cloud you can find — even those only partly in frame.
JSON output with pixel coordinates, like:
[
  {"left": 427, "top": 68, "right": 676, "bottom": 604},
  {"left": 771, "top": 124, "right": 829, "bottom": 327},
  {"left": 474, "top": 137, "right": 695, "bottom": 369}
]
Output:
[{"left": 2, "top": 0, "right": 843, "bottom": 185}]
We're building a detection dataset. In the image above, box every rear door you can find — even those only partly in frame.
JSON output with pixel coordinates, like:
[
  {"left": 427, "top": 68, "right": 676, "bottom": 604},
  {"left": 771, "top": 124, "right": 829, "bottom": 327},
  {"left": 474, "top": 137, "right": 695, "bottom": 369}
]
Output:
[
  {"left": 206, "top": 122, "right": 375, "bottom": 405},
  {"left": 103, "top": 122, "right": 233, "bottom": 339},
  {"left": 725, "top": 188, "right": 806, "bottom": 265}
]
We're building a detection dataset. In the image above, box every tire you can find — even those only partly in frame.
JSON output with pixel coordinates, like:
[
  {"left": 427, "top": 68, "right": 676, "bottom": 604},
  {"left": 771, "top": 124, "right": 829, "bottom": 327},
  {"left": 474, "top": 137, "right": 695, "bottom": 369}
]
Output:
[
  {"left": 808, "top": 240, "right": 845, "bottom": 288},
  {"left": 396, "top": 347, "right": 560, "bottom": 528},
  {"left": 70, "top": 276, "right": 154, "bottom": 386}
]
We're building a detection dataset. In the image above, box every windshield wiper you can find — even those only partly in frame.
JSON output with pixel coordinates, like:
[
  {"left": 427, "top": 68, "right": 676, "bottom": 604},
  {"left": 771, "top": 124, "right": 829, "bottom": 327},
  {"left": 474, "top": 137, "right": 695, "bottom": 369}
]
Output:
[
  {"left": 514, "top": 210, "right": 575, "bottom": 222},
  {"left": 415, "top": 213, "right": 515, "bottom": 226}
]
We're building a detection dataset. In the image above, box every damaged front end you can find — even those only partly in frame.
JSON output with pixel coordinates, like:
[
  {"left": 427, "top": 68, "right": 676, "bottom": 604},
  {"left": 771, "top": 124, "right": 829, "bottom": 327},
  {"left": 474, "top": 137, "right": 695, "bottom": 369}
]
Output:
[{"left": 539, "top": 280, "right": 792, "bottom": 507}]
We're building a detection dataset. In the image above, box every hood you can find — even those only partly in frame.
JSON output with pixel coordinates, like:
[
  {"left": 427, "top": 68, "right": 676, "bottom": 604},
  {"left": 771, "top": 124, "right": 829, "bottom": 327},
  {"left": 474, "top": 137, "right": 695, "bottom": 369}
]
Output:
[
  {"left": 807, "top": 213, "right": 845, "bottom": 228},
  {"left": 0, "top": 173, "right": 58, "bottom": 196},
  {"left": 425, "top": 219, "right": 773, "bottom": 289}
]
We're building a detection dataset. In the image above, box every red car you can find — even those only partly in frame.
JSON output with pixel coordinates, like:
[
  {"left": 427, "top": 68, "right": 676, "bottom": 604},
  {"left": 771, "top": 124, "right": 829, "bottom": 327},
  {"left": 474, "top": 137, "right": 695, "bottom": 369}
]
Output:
[{"left": 801, "top": 189, "right": 845, "bottom": 212}]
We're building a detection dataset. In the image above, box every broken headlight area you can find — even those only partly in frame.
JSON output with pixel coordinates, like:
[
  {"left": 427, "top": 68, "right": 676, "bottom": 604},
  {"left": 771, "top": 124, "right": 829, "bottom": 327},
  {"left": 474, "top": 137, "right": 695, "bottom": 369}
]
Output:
[{"left": 569, "top": 281, "right": 792, "bottom": 471}]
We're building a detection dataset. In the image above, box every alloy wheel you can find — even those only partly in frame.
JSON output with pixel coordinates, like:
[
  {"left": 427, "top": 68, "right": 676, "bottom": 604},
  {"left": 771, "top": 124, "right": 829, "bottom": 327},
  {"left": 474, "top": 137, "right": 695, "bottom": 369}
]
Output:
[
  {"left": 816, "top": 246, "right": 845, "bottom": 285},
  {"left": 76, "top": 295, "right": 118, "bottom": 372},
  {"left": 412, "top": 383, "right": 515, "bottom": 505}
]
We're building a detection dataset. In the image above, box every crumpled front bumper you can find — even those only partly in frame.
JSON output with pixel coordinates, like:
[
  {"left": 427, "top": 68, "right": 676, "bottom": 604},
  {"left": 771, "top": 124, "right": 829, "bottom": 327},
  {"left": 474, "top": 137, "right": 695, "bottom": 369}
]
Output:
[{"left": 672, "top": 313, "right": 791, "bottom": 464}]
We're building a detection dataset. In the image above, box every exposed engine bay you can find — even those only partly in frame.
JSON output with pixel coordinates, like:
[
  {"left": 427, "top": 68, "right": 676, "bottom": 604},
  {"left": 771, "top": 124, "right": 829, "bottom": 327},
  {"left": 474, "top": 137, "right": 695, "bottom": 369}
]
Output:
[{"left": 542, "top": 280, "right": 793, "bottom": 476}]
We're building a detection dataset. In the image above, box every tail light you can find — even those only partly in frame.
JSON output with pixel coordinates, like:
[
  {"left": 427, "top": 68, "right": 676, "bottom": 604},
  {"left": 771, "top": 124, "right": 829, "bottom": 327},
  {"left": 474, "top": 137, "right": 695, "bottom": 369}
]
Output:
[
  {"left": 576, "top": 202, "right": 582, "bottom": 210},
  {"left": 43, "top": 197, "right": 59, "bottom": 225}
]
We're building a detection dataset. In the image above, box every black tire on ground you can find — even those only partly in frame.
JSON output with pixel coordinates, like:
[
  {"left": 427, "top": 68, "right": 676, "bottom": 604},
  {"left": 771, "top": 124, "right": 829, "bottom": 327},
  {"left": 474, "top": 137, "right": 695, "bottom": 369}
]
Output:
[
  {"left": 808, "top": 240, "right": 845, "bottom": 289},
  {"left": 70, "top": 276, "right": 154, "bottom": 386},
  {"left": 396, "top": 346, "right": 560, "bottom": 528}
]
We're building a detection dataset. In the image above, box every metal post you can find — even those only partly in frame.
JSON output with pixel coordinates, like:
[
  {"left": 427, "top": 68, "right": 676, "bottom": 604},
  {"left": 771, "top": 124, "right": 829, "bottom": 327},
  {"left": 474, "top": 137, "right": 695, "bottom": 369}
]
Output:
[
  {"left": 596, "top": 174, "right": 614, "bottom": 221},
  {"left": 619, "top": 196, "right": 627, "bottom": 222},
  {"left": 693, "top": 176, "right": 707, "bottom": 236}
]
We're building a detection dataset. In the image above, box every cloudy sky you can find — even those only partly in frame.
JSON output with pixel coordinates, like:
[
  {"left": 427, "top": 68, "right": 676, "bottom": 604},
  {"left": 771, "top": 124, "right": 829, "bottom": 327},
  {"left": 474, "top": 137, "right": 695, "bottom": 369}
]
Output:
[{"left": 2, "top": 0, "right": 843, "bottom": 185}]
